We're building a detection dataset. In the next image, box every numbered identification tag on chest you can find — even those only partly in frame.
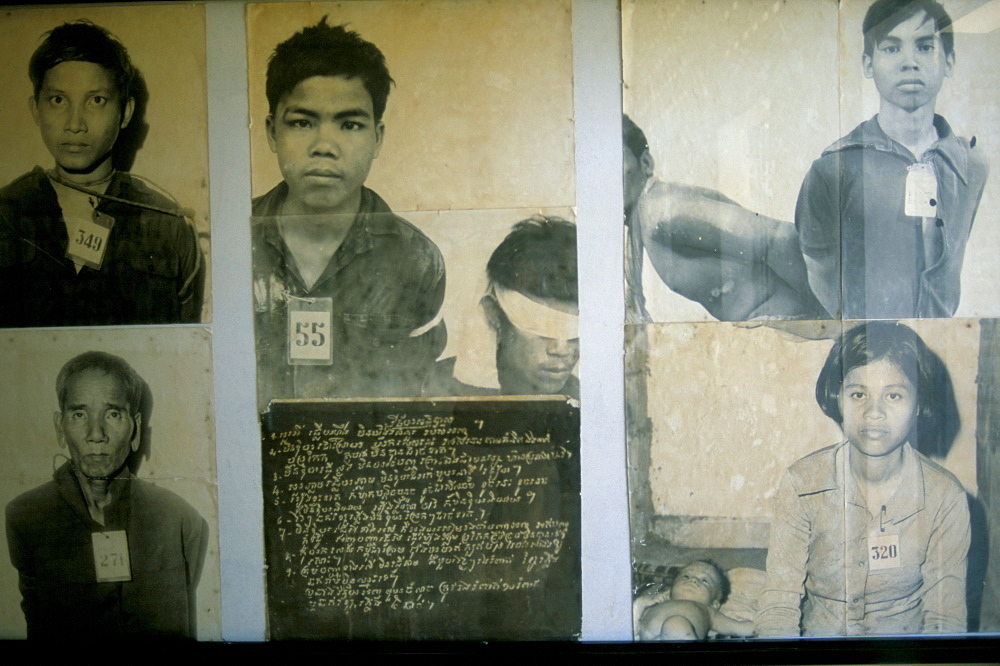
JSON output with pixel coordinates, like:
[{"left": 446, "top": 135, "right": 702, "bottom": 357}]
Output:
[
  {"left": 905, "top": 163, "right": 938, "bottom": 218},
  {"left": 66, "top": 210, "right": 114, "bottom": 270},
  {"left": 92, "top": 530, "right": 132, "bottom": 582},
  {"left": 288, "top": 296, "right": 333, "bottom": 365},
  {"left": 868, "top": 533, "right": 901, "bottom": 571}
]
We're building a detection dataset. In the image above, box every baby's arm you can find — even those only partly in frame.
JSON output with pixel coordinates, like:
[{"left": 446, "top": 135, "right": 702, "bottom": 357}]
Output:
[{"left": 710, "top": 607, "right": 755, "bottom": 637}]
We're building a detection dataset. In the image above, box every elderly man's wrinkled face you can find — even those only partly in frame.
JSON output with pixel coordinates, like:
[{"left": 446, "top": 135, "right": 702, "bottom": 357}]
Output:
[{"left": 55, "top": 368, "right": 140, "bottom": 480}]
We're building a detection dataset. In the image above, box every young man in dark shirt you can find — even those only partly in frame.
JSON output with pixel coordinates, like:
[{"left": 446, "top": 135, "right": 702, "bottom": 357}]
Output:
[
  {"left": 0, "top": 21, "right": 205, "bottom": 327},
  {"left": 252, "top": 19, "right": 446, "bottom": 406}
]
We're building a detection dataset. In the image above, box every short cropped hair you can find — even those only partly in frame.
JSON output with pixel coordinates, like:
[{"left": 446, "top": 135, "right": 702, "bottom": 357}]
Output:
[
  {"left": 29, "top": 21, "right": 136, "bottom": 106},
  {"left": 863, "top": 0, "right": 954, "bottom": 58},
  {"left": 56, "top": 351, "right": 144, "bottom": 416},
  {"left": 487, "top": 216, "right": 578, "bottom": 305},
  {"left": 266, "top": 17, "right": 393, "bottom": 120},
  {"left": 815, "top": 321, "right": 959, "bottom": 457},
  {"left": 623, "top": 114, "right": 649, "bottom": 161}
]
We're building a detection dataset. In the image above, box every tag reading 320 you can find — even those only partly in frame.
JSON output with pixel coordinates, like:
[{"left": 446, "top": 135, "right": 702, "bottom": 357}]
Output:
[
  {"left": 287, "top": 296, "right": 333, "bottom": 365},
  {"left": 868, "top": 533, "right": 901, "bottom": 571},
  {"left": 67, "top": 210, "right": 114, "bottom": 270},
  {"left": 92, "top": 530, "right": 132, "bottom": 582}
]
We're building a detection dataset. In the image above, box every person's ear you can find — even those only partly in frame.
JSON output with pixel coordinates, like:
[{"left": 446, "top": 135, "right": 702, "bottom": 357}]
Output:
[
  {"left": 130, "top": 412, "right": 142, "bottom": 452},
  {"left": 120, "top": 97, "right": 135, "bottom": 129},
  {"left": 944, "top": 50, "right": 955, "bottom": 78},
  {"left": 640, "top": 149, "right": 654, "bottom": 178},
  {"left": 863, "top": 53, "right": 874, "bottom": 79},
  {"left": 373, "top": 121, "right": 385, "bottom": 159},
  {"left": 29, "top": 95, "right": 40, "bottom": 125},
  {"left": 481, "top": 294, "right": 503, "bottom": 332},
  {"left": 53, "top": 411, "right": 66, "bottom": 449},
  {"left": 266, "top": 114, "right": 278, "bottom": 153}
]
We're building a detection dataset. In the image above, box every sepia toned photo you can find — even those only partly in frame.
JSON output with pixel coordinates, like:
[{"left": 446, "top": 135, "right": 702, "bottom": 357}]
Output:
[
  {"left": 627, "top": 318, "right": 995, "bottom": 638},
  {"left": 0, "top": 5, "right": 211, "bottom": 327},
  {"left": 623, "top": 0, "right": 1000, "bottom": 323},
  {"left": 246, "top": 1, "right": 575, "bottom": 405},
  {"left": 0, "top": 327, "right": 220, "bottom": 639}
]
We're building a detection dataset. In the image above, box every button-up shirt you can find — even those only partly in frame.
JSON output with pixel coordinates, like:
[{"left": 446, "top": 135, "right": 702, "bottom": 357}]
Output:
[
  {"left": 796, "top": 115, "right": 988, "bottom": 319},
  {"left": 757, "top": 442, "right": 970, "bottom": 636}
]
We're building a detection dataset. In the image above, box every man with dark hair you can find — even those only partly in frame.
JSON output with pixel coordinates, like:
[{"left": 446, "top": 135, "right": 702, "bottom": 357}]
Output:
[
  {"left": 424, "top": 216, "right": 579, "bottom": 398},
  {"left": 797, "top": 0, "right": 988, "bottom": 319},
  {"left": 0, "top": 21, "right": 205, "bottom": 327},
  {"left": 252, "top": 19, "right": 446, "bottom": 405},
  {"left": 5, "top": 351, "right": 208, "bottom": 638},
  {"left": 624, "top": 115, "right": 822, "bottom": 322}
]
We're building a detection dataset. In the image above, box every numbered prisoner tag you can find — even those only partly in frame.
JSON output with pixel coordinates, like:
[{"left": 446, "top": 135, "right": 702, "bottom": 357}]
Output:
[
  {"left": 66, "top": 210, "right": 114, "bottom": 270},
  {"left": 92, "top": 530, "right": 132, "bottom": 582},
  {"left": 868, "top": 533, "right": 901, "bottom": 572},
  {"left": 288, "top": 296, "right": 333, "bottom": 365},
  {"left": 905, "top": 163, "right": 938, "bottom": 218}
]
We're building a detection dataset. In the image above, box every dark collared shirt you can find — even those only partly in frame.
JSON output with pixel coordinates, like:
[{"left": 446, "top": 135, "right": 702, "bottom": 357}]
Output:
[
  {"left": 252, "top": 183, "right": 446, "bottom": 408},
  {"left": 796, "top": 115, "right": 988, "bottom": 319},
  {"left": 5, "top": 462, "right": 208, "bottom": 638},
  {"left": 0, "top": 168, "right": 205, "bottom": 327}
]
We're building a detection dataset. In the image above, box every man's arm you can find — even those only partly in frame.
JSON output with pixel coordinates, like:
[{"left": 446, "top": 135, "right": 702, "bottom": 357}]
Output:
[
  {"left": 794, "top": 161, "right": 841, "bottom": 319},
  {"left": 177, "top": 216, "right": 206, "bottom": 323},
  {"left": 710, "top": 608, "right": 755, "bottom": 636}
]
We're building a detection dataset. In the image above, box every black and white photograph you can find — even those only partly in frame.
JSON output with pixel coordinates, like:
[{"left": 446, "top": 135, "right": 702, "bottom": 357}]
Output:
[
  {"left": 246, "top": 0, "right": 576, "bottom": 405},
  {"left": 0, "top": 5, "right": 211, "bottom": 327},
  {"left": 0, "top": 327, "right": 221, "bottom": 639},
  {"left": 627, "top": 318, "right": 996, "bottom": 638},
  {"left": 622, "top": 0, "right": 1000, "bottom": 323}
]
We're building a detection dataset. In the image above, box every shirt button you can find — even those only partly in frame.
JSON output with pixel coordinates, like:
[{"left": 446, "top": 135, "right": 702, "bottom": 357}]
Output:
[
  {"left": 852, "top": 598, "right": 859, "bottom": 603},
  {"left": 858, "top": 561, "right": 865, "bottom": 567}
]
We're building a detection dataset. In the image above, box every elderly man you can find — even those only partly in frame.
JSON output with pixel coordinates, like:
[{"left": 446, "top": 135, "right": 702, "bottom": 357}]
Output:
[{"left": 5, "top": 352, "right": 207, "bottom": 638}]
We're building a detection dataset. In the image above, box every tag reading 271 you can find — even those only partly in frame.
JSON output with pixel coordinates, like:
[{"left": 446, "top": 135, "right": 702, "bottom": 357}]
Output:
[
  {"left": 287, "top": 296, "right": 333, "bottom": 365},
  {"left": 92, "top": 530, "right": 132, "bottom": 582}
]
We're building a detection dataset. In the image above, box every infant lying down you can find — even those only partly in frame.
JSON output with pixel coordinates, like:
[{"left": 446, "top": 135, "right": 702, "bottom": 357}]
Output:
[{"left": 634, "top": 560, "right": 755, "bottom": 640}]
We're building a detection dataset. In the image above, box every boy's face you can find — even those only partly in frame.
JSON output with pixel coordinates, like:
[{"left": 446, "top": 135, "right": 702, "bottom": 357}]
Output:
[
  {"left": 670, "top": 562, "right": 722, "bottom": 608},
  {"left": 30, "top": 61, "right": 133, "bottom": 181},
  {"left": 485, "top": 294, "right": 579, "bottom": 395},
  {"left": 54, "top": 368, "right": 140, "bottom": 480},
  {"left": 863, "top": 10, "right": 954, "bottom": 114},
  {"left": 266, "top": 75, "right": 384, "bottom": 216}
]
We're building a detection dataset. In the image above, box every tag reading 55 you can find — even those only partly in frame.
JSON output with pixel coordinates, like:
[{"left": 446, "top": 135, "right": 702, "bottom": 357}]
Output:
[{"left": 288, "top": 296, "right": 333, "bottom": 365}]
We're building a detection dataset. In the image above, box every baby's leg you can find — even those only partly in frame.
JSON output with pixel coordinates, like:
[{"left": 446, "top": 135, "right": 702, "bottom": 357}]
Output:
[
  {"left": 660, "top": 614, "right": 700, "bottom": 640},
  {"left": 640, "top": 600, "right": 711, "bottom": 641}
]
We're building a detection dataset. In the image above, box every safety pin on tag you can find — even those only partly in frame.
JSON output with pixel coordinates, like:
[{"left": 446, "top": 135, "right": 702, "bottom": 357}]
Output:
[
  {"left": 905, "top": 163, "right": 938, "bottom": 218},
  {"left": 287, "top": 294, "right": 333, "bottom": 365},
  {"left": 92, "top": 530, "right": 132, "bottom": 582},
  {"left": 67, "top": 209, "right": 114, "bottom": 270}
]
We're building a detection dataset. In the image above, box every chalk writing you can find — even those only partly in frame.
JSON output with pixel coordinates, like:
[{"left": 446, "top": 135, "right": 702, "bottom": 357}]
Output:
[{"left": 262, "top": 398, "right": 580, "bottom": 640}]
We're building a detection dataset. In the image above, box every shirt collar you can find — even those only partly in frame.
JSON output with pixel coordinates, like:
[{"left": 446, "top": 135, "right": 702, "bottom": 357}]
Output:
[{"left": 824, "top": 114, "right": 974, "bottom": 185}]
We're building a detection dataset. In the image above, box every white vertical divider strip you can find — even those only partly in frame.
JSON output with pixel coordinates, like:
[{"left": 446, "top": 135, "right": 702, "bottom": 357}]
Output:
[
  {"left": 574, "top": 0, "right": 632, "bottom": 641},
  {"left": 206, "top": 2, "right": 267, "bottom": 641}
]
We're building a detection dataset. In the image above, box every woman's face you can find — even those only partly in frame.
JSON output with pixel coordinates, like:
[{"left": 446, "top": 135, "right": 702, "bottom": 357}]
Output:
[{"left": 839, "top": 358, "right": 918, "bottom": 459}]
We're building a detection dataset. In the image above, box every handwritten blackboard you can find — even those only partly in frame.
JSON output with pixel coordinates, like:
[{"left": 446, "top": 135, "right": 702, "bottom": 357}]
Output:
[{"left": 262, "top": 397, "right": 580, "bottom": 639}]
